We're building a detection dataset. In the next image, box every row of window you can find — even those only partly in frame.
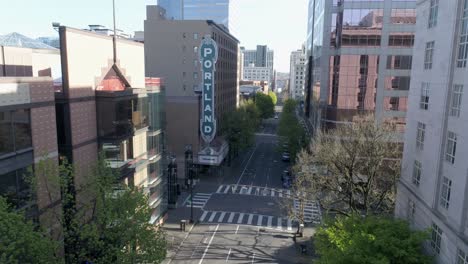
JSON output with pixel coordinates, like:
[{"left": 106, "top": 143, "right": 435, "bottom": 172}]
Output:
[
  {"left": 0, "top": 109, "right": 32, "bottom": 157},
  {"left": 430, "top": 222, "right": 468, "bottom": 264},
  {"left": 418, "top": 83, "right": 463, "bottom": 117},
  {"left": 415, "top": 123, "right": 458, "bottom": 165}
]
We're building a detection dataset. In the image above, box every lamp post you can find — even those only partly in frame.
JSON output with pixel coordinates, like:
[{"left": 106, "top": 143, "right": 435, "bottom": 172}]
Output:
[{"left": 185, "top": 145, "right": 194, "bottom": 223}]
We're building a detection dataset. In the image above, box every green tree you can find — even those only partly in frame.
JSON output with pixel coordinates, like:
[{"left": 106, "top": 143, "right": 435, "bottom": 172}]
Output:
[
  {"left": 315, "top": 215, "right": 432, "bottom": 264},
  {"left": 255, "top": 92, "right": 274, "bottom": 119},
  {"left": 277, "top": 99, "right": 306, "bottom": 160},
  {"left": 268, "top": 91, "right": 278, "bottom": 105},
  {"left": 0, "top": 197, "right": 61, "bottom": 264}
]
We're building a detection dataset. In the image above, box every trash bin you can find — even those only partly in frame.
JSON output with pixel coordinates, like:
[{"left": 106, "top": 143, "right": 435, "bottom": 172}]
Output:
[{"left": 180, "top": 220, "right": 186, "bottom": 231}]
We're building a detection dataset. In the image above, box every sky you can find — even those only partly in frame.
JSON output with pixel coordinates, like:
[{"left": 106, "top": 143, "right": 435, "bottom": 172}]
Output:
[{"left": 0, "top": 0, "right": 308, "bottom": 72}]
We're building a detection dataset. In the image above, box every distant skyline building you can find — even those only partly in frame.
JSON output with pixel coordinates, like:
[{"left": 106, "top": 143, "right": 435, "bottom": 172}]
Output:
[
  {"left": 241, "top": 45, "right": 274, "bottom": 83},
  {"left": 156, "top": 0, "right": 238, "bottom": 35},
  {"left": 395, "top": 1, "right": 468, "bottom": 263},
  {"left": 289, "top": 45, "right": 306, "bottom": 100},
  {"left": 305, "top": 0, "right": 416, "bottom": 134}
]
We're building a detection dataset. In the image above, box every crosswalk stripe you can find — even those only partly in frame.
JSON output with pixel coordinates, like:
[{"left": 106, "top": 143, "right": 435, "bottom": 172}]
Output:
[
  {"left": 218, "top": 212, "right": 226, "bottom": 222},
  {"left": 228, "top": 212, "right": 235, "bottom": 223},
  {"left": 200, "top": 211, "right": 208, "bottom": 222},
  {"left": 279, "top": 190, "right": 283, "bottom": 198},
  {"left": 277, "top": 217, "right": 282, "bottom": 229},
  {"left": 286, "top": 190, "right": 291, "bottom": 197},
  {"left": 255, "top": 187, "right": 260, "bottom": 195},
  {"left": 232, "top": 185, "right": 237, "bottom": 193},
  {"left": 223, "top": 185, "right": 230, "bottom": 194},
  {"left": 287, "top": 219, "right": 292, "bottom": 231},
  {"left": 247, "top": 186, "right": 252, "bottom": 195},
  {"left": 257, "top": 215, "right": 263, "bottom": 226},
  {"left": 208, "top": 212, "right": 217, "bottom": 222},
  {"left": 216, "top": 185, "right": 223, "bottom": 193},
  {"left": 237, "top": 213, "right": 245, "bottom": 224},
  {"left": 271, "top": 189, "right": 275, "bottom": 197},
  {"left": 247, "top": 214, "right": 253, "bottom": 225},
  {"left": 267, "top": 216, "right": 273, "bottom": 228}
]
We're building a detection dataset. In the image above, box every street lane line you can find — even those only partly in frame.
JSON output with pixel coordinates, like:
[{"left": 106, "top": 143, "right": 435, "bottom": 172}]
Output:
[
  {"left": 247, "top": 214, "right": 253, "bottom": 225},
  {"left": 251, "top": 252, "right": 255, "bottom": 264},
  {"left": 208, "top": 212, "right": 217, "bottom": 222},
  {"left": 236, "top": 144, "right": 258, "bottom": 185},
  {"left": 216, "top": 185, "right": 223, "bottom": 193},
  {"left": 227, "top": 212, "right": 235, "bottom": 223},
  {"left": 226, "top": 248, "right": 231, "bottom": 262},
  {"left": 223, "top": 185, "right": 230, "bottom": 194},
  {"left": 267, "top": 216, "right": 273, "bottom": 228},
  {"left": 277, "top": 217, "right": 282, "bottom": 230},
  {"left": 218, "top": 212, "right": 226, "bottom": 222},
  {"left": 279, "top": 190, "right": 283, "bottom": 198},
  {"left": 271, "top": 189, "right": 275, "bottom": 197},
  {"left": 199, "top": 211, "right": 208, "bottom": 222},
  {"left": 255, "top": 187, "right": 260, "bottom": 195},
  {"left": 235, "top": 225, "right": 240, "bottom": 234},
  {"left": 287, "top": 219, "right": 292, "bottom": 231},
  {"left": 237, "top": 213, "right": 245, "bottom": 224},
  {"left": 257, "top": 215, "right": 263, "bottom": 226},
  {"left": 247, "top": 186, "right": 252, "bottom": 195},
  {"left": 199, "top": 224, "right": 219, "bottom": 264}
]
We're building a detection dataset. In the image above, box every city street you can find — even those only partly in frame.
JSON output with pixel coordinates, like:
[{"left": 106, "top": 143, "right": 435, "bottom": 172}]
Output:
[{"left": 163, "top": 113, "right": 318, "bottom": 264}]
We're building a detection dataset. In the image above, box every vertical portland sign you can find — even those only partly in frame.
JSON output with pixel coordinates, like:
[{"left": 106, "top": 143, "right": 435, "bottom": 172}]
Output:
[{"left": 199, "top": 36, "right": 218, "bottom": 144}]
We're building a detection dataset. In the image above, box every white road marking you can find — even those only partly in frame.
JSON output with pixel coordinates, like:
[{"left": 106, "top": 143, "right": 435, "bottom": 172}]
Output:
[
  {"left": 223, "top": 185, "right": 230, "bottom": 194},
  {"left": 286, "top": 190, "right": 291, "bottom": 198},
  {"left": 247, "top": 214, "right": 253, "bottom": 225},
  {"left": 198, "top": 224, "right": 219, "bottom": 264},
  {"left": 287, "top": 219, "right": 292, "bottom": 231},
  {"left": 267, "top": 216, "right": 273, "bottom": 228},
  {"left": 277, "top": 217, "right": 282, "bottom": 229},
  {"left": 218, "top": 212, "right": 226, "bottom": 222},
  {"left": 279, "top": 190, "right": 283, "bottom": 198},
  {"left": 271, "top": 189, "right": 275, "bottom": 197},
  {"left": 247, "top": 186, "right": 252, "bottom": 195},
  {"left": 227, "top": 212, "right": 235, "bottom": 223},
  {"left": 226, "top": 248, "right": 231, "bottom": 262},
  {"left": 236, "top": 145, "right": 258, "bottom": 185},
  {"left": 216, "top": 185, "right": 223, "bottom": 193},
  {"left": 208, "top": 212, "right": 217, "bottom": 222},
  {"left": 255, "top": 187, "right": 260, "bottom": 195},
  {"left": 257, "top": 215, "right": 263, "bottom": 226},
  {"left": 237, "top": 213, "right": 245, "bottom": 224},
  {"left": 235, "top": 225, "right": 240, "bottom": 234},
  {"left": 251, "top": 252, "right": 255, "bottom": 264},
  {"left": 199, "top": 211, "right": 208, "bottom": 222}
]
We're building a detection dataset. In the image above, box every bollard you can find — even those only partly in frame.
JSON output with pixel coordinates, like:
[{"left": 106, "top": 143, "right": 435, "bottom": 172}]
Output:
[{"left": 180, "top": 220, "right": 186, "bottom": 231}]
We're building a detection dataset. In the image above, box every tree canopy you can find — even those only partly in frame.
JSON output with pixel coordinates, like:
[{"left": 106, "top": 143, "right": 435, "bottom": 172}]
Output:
[
  {"left": 296, "top": 115, "right": 401, "bottom": 215},
  {"left": 277, "top": 99, "right": 306, "bottom": 160},
  {"left": 268, "top": 91, "right": 278, "bottom": 105},
  {"left": 315, "top": 215, "right": 432, "bottom": 264},
  {"left": 255, "top": 92, "right": 275, "bottom": 119},
  {"left": 0, "top": 197, "right": 60, "bottom": 264}
]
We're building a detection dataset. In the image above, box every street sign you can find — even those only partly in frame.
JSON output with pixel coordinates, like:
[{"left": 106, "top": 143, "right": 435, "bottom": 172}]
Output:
[{"left": 199, "top": 35, "right": 218, "bottom": 143}]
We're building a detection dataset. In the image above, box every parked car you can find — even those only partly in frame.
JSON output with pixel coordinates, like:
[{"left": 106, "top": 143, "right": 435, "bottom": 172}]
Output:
[
  {"left": 282, "top": 169, "right": 291, "bottom": 181},
  {"left": 274, "top": 114, "right": 279, "bottom": 119},
  {"left": 281, "top": 152, "right": 290, "bottom": 162}
]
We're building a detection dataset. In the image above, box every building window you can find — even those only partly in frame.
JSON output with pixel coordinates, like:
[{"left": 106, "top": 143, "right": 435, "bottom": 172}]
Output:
[
  {"left": 408, "top": 199, "right": 416, "bottom": 224},
  {"left": 193, "top": 72, "right": 198, "bottom": 79},
  {"left": 182, "top": 45, "right": 186, "bottom": 52},
  {"left": 428, "top": 0, "right": 439, "bottom": 28},
  {"left": 440, "top": 177, "right": 452, "bottom": 209},
  {"left": 450, "top": 85, "right": 463, "bottom": 117},
  {"left": 431, "top": 223, "right": 442, "bottom": 254},
  {"left": 424, "top": 41, "right": 435, "bottom": 69},
  {"left": 183, "top": 84, "right": 186, "bottom": 91},
  {"left": 445, "top": 131, "right": 457, "bottom": 164},
  {"left": 194, "top": 46, "right": 198, "bottom": 53},
  {"left": 194, "top": 60, "right": 198, "bottom": 67},
  {"left": 416, "top": 122, "right": 426, "bottom": 150},
  {"left": 420, "top": 83, "right": 430, "bottom": 110},
  {"left": 458, "top": 1, "right": 468, "bottom": 67},
  {"left": 183, "top": 33, "right": 187, "bottom": 38},
  {"left": 182, "top": 72, "right": 186, "bottom": 78},
  {"left": 458, "top": 249, "right": 468, "bottom": 264},
  {"left": 412, "top": 160, "right": 422, "bottom": 186},
  {"left": 0, "top": 109, "right": 32, "bottom": 157},
  {"left": 194, "top": 33, "right": 198, "bottom": 40}
]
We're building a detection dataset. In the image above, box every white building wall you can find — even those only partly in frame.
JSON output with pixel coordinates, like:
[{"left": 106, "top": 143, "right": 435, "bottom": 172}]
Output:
[
  {"left": 289, "top": 49, "right": 306, "bottom": 100},
  {"left": 395, "top": 1, "right": 468, "bottom": 263}
]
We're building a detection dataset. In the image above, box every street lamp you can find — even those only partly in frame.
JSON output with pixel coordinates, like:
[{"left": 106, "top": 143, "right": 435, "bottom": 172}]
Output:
[{"left": 185, "top": 145, "right": 194, "bottom": 223}]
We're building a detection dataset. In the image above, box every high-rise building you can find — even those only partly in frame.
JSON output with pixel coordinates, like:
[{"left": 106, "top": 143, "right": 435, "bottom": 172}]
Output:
[
  {"left": 241, "top": 45, "right": 274, "bottom": 83},
  {"left": 145, "top": 5, "right": 239, "bottom": 181},
  {"left": 289, "top": 46, "right": 306, "bottom": 100},
  {"left": 156, "top": 0, "right": 238, "bottom": 35},
  {"left": 395, "top": 1, "right": 468, "bottom": 263},
  {"left": 304, "top": 0, "right": 416, "bottom": 133}
]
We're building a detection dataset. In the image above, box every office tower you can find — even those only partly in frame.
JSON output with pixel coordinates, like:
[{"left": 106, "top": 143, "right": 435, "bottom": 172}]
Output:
[
  {"left": 289, "top": 46, "right": 306, "bottom": 100},
  {"left": 145, "top": 5, "right": 239, "bottom": 179},
  {"left": 305, "top": 0, "right": 415, "bottom": 133},
  {"left": 241, "top": 45, "right": 274, "bottom": 83},
  {"left": 395, "top": 1, "right": 468, "bottom": 263}
]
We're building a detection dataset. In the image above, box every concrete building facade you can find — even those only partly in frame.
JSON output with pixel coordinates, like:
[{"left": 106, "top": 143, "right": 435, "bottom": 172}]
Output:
[
  {"left": 289, "top": 46, "right": 306, "bottom": 100},
  {"left": 395, "top": 1, "right": 468, "bottom": 263},
  {"left": 305, "top": 0, "right": 416, "bottom": 134},
  {"left": 145, "top": 5, "right": 238, "bottom": 180}
]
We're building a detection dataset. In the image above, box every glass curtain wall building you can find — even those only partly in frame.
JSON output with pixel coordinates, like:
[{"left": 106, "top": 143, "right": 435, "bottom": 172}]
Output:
[{"left": 305, "top": 0, "right": 416, "bottom": 134}]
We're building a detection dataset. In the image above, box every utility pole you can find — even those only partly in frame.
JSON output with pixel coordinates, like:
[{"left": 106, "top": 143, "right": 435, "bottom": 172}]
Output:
[{"left": 112, "top": 0, "right": 117, "bottom": 63}]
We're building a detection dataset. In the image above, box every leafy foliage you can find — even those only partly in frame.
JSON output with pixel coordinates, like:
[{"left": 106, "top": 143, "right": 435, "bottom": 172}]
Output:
[
  {"left": 315, "top": 215, "right": 432, "bottom": 264},
  {"left": 268, "top": 91, "right": 278, "bottom": 105},
  {"left": 255, "top": 92, "right": 275, "bottom": 119},
  {"left": 296, "top": 115, "right": 401, "bottom": 215},
  {"left": 0, "top": 197, "right": 61, "bottom": 264},
  {"left": 222, "top": 100, "right": 259, "bottom": 158},
  {"left": 277, "top": 99, "right": 306, "bottom": 160}
]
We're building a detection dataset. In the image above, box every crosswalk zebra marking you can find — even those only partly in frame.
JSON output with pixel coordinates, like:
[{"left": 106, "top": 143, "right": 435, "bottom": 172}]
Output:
[
  {"left": 218, "top": 212, "right": 226, "bottom": 222},
  {"left": 287, "top": 219, "right": 292, "bottom": 231},
  {"left": 223, "top": 185, "right": 230, "bottom": 194},
  {"left": 247, "top": 186, "right": 252, "bottom": 195},
  {"left": 257, "top": 215, "right": 263, "bottom": 226},
  {"left": 208, "top": 212, "right": 217, "bottom": 222},
  {"left": 228, "top": 212, "right": 235, "bottom": 223},
  {"left": 277, "top": 217, "right": 282, "bottom": 229},
  {"left": 237, "top": 213, "right": 245, "bottom": 224},
  {"left": 216, "top": 185, "right": 223, "bottom": 193},
  {"left": 200, "top": 211, "right": 208, "bottom": 222},
  {"left": 247, "top": 214, "right": 253, "bottom": 225},
  {"left": 267, "top": 216, "right": 273, "bottom": 228}
]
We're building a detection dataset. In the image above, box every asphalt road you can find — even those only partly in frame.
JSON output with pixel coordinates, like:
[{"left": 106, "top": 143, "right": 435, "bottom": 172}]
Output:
[{"left": 166, "top": 116, "right": 314, "bottom": 264}]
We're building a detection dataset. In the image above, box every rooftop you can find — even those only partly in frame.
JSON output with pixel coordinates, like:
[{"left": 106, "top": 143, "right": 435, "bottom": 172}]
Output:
[{"left": 0, "top": 32, "right": 57, "bottom": 50}]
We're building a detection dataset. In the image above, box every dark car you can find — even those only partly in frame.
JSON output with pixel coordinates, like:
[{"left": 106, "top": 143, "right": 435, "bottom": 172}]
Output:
[{"left": 281, "top": 152, "right": 290, "bottom": 162}]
